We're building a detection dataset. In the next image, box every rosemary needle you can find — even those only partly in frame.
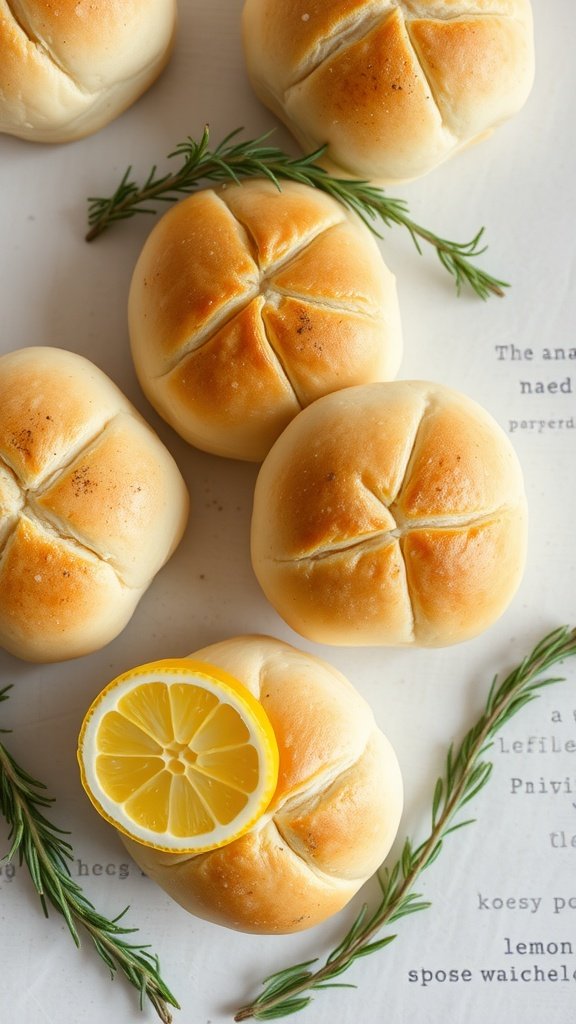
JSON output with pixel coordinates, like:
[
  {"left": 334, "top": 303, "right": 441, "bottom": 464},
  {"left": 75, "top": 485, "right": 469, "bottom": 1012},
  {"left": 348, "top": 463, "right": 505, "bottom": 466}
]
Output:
[
  {"left": 0, "top": 687, "right": 180, "bottom": 1024},
  {"left": 85, "top": 126, "right": 508, "bottom": 301},
  {"left": 234, "top": 625, "right": 576, "bottom": 1022}
]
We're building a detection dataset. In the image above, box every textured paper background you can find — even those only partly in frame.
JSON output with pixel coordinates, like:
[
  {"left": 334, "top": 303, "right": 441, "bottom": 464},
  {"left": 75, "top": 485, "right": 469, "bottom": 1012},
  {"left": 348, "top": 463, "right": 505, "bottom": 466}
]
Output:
[{"left": 0, "top": 2, "right": 575, "bottom": 1022}]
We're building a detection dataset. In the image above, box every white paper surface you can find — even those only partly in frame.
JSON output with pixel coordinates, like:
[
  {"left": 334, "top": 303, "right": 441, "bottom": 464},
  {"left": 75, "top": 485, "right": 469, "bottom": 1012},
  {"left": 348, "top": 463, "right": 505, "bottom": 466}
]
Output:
[{"left": 0, "top": 2, "right": 575, "bottom": 1023}]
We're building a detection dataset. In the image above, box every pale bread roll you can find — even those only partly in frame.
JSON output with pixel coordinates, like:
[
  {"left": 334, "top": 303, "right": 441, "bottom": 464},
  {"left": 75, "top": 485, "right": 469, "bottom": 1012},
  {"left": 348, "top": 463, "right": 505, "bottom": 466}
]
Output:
[
  {"left": 242, "top": 0, "right": 535, "bottom": 183},
  {"left": 128, "top": 178, "right": 402, "bottom": 461},
  {"left": 123, "top": 634, "right": 403, "bottom": 933},
  {"left": 251, "top": 382, "right": 528, "bottom": 647},
  {"left": 0, "top": 0, "right": 176, "bottom": 143},
  {"left": 0, "top": 347, "right": 189, "bottom": 662}
]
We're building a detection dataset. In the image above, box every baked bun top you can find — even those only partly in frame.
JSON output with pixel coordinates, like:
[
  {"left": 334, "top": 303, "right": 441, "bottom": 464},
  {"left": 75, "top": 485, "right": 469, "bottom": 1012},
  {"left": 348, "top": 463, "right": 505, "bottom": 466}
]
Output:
[
  {"left": 251, "top": 381, "right": 528, "bottom": 647},
  {"left": 0, "top": 347, "right": 189, "bottom": 662},
  {"left": 0, "top": 0, "right": 177, "bottom": 142},
  {"left": 242, "top": 0, "right": 535, "bottom": 183},
  {"left": 128, "top": 178, "right": 402, "bottom": 462},
  {"left": 122, "top": 634, "right": 403, "bottom": 933}
]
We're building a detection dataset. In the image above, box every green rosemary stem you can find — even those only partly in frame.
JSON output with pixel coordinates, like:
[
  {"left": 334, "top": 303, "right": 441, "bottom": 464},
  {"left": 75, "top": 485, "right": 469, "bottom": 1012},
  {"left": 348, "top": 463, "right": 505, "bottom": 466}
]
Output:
[
  {"left": 0, "top": 688, "right": 179, "bottom": 1023},
  {"left": 85, "top": 126, "right": 507, "bottom": 300},
  {"left": 234, "top": 625, "right": 576, "bottom": 1021}
]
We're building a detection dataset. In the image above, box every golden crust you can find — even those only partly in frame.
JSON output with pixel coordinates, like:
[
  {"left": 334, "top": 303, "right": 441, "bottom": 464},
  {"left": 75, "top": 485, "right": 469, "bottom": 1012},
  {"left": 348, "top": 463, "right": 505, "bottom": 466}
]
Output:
[
  {"left": 0, "top": 345, "right": 130, "bottom": 487},
  {"left": 161, "top": 302, "right": 301, "bottom": 462},
  {"left": 242, "top": 0, "right": 377, "bottom": 88},
  {"left": 270, "top": 218, "right": 393, "bottom": 314},
  {"left": 128, "top": 190, "right": 260, "bottom": 378},
  {"left": 125, "top": 820, "right": 357, "bottom": 933},
  {"left": 129, "top": 179, "right": 403, "bottom": 462},
  {"left": 402, "top": 511, "right": 528, "bottom": 645},
  {"left": 286, "top": 10, "right": 449, "bottom": 182},
  {"left": 408, "top": 15, "right": 534, "bottom": 138},
  {"left": 35, "top": 413, "right": 188, "bottom": 588},
  {"left": 255, "top": 540, "right": 415, "bottom": 646},
  {"left": 262, "top": 296, "right": 394, "bottom": 407},
  {"left": 396, "top": 390, "right": 525, "bottom": 518},
  {"left": 220, "top": 176, "right": 344, "bottom": 270},
  {"left": 122, "top": 635, "right": 403, "bottom": 933},
  {"left": 276, "top": 730, "right": 402, "bottom": 880},
  {"left": 0, "top": 0, "right": 177, "bottom": 142},
  {"left": 0, "top": 347, "right": 189, "bottom": 662},
  {"left": 242, "top": 0, "right": 535, "bottom": 183},
  {"left": 0, "top": 516, "right": 139, "bottom": 662},
  {"left": 251, "top": 381, "right": 528, "bottom": 647}
]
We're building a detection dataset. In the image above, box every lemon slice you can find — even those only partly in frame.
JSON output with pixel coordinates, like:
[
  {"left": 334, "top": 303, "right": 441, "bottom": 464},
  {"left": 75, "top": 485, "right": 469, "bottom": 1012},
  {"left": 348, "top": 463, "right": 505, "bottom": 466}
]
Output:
[{"left": 77, "top": 658, "right": 279, "bottom": 853}]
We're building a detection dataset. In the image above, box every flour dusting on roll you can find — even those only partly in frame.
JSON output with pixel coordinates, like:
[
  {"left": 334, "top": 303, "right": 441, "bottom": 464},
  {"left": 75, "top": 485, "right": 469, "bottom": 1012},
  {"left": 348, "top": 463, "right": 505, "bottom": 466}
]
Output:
[
  {"left": 251, "top": 381, "right": 528, "bottom": 647},
  {"left": 122, "top": 634, "right": 403, "bottom": 934},
  {"left": 242, "top": 0, "right": 535, "bottom": 183}
]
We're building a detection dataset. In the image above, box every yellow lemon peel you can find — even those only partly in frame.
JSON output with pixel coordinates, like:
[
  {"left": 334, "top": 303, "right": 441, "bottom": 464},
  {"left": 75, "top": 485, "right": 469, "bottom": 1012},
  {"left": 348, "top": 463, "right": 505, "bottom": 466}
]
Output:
[{"left": 77, "top": 658, "right": 279, "bottom": 854}]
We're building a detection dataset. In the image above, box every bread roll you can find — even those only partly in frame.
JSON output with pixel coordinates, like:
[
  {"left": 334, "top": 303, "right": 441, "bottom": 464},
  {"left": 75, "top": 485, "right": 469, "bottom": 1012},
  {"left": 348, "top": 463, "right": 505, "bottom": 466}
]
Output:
[
  {"left": 123, "top": 634, "right": 403, "bottom": 933},
  {"left": 128, "top": 178, "right": 402, "bottom": 461},
  {"left": 242, "top": 0, "right": 535, "bottom": 183},
  {"left": 0, "top": 347, "right": 189, "bottom": 662},
  {"left": 0, "top": 0, "right": 176, "bottom": 143},
  {"left": 251, "top": 381, "right": 527, "bottom": 647}
]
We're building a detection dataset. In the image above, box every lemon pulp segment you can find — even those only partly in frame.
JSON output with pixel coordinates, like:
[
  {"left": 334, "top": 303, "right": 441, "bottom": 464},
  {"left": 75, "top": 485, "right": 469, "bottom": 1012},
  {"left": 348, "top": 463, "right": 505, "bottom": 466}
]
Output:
[{"left": 78, "top": 659, "right": 279, "bottom": 853}]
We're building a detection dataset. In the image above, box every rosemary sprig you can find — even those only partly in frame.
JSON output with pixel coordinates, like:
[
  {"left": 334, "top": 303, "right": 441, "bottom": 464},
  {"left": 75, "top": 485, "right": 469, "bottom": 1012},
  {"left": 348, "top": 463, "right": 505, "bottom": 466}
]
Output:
[
  {"left": 0, "top": 686, "right": 179, "bottom": 1023},
  {"left": 234, "top": 625, "right": 576, "bottom": 1021},
  {"left": 85, "top": 126, "right": 507, "bottom": 300}
]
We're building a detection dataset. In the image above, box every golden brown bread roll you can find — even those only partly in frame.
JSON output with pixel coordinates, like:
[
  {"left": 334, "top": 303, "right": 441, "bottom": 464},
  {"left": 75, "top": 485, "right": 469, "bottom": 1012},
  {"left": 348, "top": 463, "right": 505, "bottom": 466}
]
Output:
[
  {"left": 242, "top": 0, "right": 535, "bottom": 183},
  {"left": 0, "top": 0, "right": 176, "bottom": 143},
  {"left": 128, "top": 178, "right": 402, "bottom": 461},
  {"left": 123, "top": 634, "right": 403, "bottom": 933},
  {"left": 251, "top": 381, "right": 528, "bottom": 647},
  {"left": 0, "top": 346, "right": 189, "bottom": 662}
]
